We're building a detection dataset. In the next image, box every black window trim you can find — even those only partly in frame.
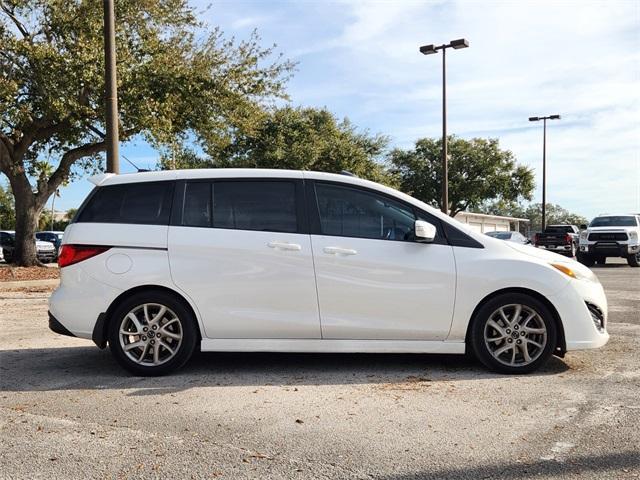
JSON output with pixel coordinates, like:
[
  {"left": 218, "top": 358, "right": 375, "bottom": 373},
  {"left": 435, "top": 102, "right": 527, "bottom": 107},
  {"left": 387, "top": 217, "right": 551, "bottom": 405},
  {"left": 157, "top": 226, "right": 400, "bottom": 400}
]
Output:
[
  {"left": 171, "top": 177, "right": 308, "bottom": 234},
  {"left": 307, "top": 179, "right": 484, "bottom": 248},
  {"left": 74, "top": 180, "right": 176, "bottom": 226},
  {"left": 306, "top": 179, "right": 448, "bottom": 245}
]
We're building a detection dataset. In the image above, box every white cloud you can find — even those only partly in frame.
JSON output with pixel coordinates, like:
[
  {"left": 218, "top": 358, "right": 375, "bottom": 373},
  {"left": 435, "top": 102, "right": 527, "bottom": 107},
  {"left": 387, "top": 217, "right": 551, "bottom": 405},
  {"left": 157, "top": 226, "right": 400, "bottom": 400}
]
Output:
[{"left": 197, "top": 0, "right": 640, "bottom": 218}]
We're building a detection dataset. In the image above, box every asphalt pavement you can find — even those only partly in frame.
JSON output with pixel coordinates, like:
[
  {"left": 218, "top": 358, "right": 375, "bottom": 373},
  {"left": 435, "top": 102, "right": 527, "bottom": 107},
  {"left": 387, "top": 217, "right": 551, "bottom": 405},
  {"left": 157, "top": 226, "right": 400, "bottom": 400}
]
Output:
[{"left": 0, "top": 259, "right": 638, "bottom": 479}]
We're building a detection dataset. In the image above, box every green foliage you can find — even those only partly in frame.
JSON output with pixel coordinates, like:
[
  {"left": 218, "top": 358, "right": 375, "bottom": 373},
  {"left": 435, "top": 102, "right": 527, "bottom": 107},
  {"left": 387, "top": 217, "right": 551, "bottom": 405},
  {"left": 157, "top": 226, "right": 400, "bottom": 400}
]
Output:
[
  {"left": 389, "top": 136, "right": 535, "bottom": 216},
  {"left": 480, "top": 201, "right": 588, "bottom": 232},
  {"left": 159, "top": 106, "right": 396, "bottom": 186},
  {"left": 0, "top": 183, "right": 15, "bottom": 229},
  {"left": 38, "top": 209, "right": 68, "bottom": 231},
  {"left": 1, "top": 0, "right": 294, "bottom": 264}
]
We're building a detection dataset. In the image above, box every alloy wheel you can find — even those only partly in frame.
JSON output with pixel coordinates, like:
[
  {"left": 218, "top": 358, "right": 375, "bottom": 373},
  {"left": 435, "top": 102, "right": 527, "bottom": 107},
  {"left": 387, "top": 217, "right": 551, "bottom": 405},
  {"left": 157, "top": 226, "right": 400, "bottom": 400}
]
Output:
[
  {"left": 118, "top": 303, "right": 183, "bottom": 366},
  {"left": 483, "top": 304, "right": 547, "bottom": 367}
]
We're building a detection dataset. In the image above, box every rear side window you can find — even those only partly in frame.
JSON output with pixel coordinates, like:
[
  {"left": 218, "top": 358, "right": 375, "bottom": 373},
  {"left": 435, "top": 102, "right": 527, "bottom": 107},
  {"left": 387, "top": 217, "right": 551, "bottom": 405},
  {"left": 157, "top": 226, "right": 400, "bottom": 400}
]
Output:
[
  {"left": 77, "top": 181, "right": 174, "bottom": 225},
  {"left": 213, "top": 181, "right": 297, "bottom": 233}
]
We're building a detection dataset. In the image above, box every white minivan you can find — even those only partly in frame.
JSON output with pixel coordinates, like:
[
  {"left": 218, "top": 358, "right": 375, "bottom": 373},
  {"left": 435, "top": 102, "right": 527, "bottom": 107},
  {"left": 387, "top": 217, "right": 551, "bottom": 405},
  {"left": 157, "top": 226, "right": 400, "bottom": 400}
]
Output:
[{"left": 49, "top": 169, "right": 609, "bottom": 375}]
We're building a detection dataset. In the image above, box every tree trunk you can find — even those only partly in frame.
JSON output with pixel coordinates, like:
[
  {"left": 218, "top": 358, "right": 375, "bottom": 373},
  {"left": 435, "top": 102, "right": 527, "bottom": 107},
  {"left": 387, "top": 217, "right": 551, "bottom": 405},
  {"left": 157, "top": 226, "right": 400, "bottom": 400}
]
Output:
[{"left": 12, "top": 189, "right": 43, "bottom": 267}]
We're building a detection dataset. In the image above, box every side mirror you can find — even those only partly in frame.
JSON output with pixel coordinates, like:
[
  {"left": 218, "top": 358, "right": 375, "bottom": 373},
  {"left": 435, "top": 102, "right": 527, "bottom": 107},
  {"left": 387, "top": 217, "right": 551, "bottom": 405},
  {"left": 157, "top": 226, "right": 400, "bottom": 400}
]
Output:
[
  {"left": 580, "top": 224, "right": 587, "bottom": 230},
  {"left": 414, "top": 220, "right": 436, "bottom": 243}
]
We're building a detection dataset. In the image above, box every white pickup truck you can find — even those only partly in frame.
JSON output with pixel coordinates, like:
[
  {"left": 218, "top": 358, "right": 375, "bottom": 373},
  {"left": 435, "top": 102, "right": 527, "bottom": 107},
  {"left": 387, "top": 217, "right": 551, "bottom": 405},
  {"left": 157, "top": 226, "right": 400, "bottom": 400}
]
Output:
[{"left": 578, "top": 214, "right": 640, "bottom": 267}]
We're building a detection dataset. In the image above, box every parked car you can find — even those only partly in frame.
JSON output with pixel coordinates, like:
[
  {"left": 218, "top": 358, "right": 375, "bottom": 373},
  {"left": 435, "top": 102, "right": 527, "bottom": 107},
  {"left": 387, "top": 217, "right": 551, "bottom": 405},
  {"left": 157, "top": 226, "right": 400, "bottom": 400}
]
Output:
[
  {"left": 36, "top": 230, "right": 64, "bottom": 257},
  {"left": 534, "top": 225, "right": 580, "bottom": 257},
  {"left": 485, "top": 231, "right": 531, "bottom": 244},
  {"left": 0, "top": 230, "right": 57, "bottom": 263},
  {"left": 578, "top": 214, "right": 640, "bottom": 267},
  {"left": 49, "top": 170, "right": 609, "bottom": 376}
]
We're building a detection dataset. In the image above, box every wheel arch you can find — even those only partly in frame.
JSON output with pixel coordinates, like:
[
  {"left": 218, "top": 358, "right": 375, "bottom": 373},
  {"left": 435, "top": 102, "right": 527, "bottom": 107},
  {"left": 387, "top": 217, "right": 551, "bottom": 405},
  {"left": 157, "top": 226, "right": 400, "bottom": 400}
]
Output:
[
  {"left": 464, "top": 287, "right": 567, "bottom": 356},
  {"left": 92, "top": 284, "right": 202, "bottom": 349}
]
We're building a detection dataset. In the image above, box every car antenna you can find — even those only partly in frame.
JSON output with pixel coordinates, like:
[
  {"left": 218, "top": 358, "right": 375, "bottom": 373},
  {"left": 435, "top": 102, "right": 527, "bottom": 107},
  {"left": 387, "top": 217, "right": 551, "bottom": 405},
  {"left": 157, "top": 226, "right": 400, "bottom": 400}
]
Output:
[{"left": 87, "top": 125, "right": 149, "bottom": 172}]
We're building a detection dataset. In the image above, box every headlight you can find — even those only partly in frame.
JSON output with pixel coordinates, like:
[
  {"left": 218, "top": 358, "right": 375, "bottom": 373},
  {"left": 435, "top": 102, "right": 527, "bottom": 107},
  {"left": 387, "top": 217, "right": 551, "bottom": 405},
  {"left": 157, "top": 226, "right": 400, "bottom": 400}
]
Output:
[
  {"left": 579, "top": 231, "right": 588, "bottom": 240},
  {"left": 550, "top": 262, "right": 597, "bottom": 282},
  {"left": 629, "top": 231, "right": 638, "bottom": 241}
]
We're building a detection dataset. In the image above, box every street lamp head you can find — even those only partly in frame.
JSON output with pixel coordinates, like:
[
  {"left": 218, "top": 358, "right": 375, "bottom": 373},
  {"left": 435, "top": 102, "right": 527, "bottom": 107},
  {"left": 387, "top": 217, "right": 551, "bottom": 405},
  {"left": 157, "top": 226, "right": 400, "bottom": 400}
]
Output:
[
  {"left": 450, "top": 38, "right": 469, "bottom": 49},
  {"left": 550, "top": 114, "right": 561, "bottom": 120},
  {"left": 419, "top": 44, "right": 437, "bottom": 55},
  {"left": 529, "top": 117, "right": 540, "bottom": 122}
]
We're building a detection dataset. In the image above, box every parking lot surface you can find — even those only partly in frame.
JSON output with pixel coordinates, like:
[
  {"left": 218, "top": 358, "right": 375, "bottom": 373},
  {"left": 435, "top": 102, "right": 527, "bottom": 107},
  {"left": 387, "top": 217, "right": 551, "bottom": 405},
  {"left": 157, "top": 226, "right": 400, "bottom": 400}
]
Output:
[{"left": 1, "top": 260, "right": 638, "bottom": 479}]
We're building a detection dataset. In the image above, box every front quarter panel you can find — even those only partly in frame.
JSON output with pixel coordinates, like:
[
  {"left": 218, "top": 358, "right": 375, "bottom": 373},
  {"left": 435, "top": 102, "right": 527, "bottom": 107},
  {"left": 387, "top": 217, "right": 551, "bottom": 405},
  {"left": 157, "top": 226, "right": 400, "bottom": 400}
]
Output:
[{"left": 447, "top": 241, "right": 570, "bottom": 341}]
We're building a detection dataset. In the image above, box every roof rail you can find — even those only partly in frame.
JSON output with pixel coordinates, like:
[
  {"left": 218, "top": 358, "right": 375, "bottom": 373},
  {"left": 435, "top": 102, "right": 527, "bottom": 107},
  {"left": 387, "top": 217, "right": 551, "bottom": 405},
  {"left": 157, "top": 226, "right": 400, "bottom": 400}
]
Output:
[{"left": 339, "top": 170, "right": 357, "bottom": 177}]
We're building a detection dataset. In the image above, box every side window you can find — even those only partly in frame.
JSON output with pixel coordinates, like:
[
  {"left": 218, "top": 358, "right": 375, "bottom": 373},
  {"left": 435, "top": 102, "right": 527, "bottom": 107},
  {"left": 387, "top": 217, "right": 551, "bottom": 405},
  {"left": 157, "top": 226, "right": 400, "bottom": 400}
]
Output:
[
  {"left": 182, "top": 182, "right": 212, "bottom": 227},
  {"left": 315, "top": 183, "right": 416, "bottom": 241},
  {"left": 77, "top": 181, "right": 174, "bottom": 225},
  {"left": 213, "top": 181, "right": 298, "bottom": 233}
]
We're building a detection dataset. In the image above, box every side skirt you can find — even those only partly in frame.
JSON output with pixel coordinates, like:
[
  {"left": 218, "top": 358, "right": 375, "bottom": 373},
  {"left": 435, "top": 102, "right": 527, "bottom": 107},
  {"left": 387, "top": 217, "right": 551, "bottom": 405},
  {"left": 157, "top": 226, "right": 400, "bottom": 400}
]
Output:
[{"left": 200, "top": 339, "right": 466, "bottom": 354}]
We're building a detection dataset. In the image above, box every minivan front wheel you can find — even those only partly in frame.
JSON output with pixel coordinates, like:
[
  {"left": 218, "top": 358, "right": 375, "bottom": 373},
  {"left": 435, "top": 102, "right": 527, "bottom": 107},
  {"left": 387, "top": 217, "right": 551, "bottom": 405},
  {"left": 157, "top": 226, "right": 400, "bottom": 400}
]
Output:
[
  {"left": 470, "top": 293, "right": 557, "bottom": 374},
  {"left": 108, "top": 291, "right": 198, "bottom": 376}
]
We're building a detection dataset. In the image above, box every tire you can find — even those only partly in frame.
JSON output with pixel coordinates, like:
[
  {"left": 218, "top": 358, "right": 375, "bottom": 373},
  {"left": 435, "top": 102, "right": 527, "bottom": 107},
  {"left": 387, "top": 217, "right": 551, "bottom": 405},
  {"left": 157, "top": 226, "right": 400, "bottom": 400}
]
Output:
[
  {"left": 628, "top": 253, "right": 640, "bottom": 268},
  {"left": 469, "top": 293, "right": 557, "bottom": 374},
  {"left": 108, "top": 290, "right": 198, "bottom": 376},
  {"left": 577, "top": 253, "right": 595, "bottom": 267}
]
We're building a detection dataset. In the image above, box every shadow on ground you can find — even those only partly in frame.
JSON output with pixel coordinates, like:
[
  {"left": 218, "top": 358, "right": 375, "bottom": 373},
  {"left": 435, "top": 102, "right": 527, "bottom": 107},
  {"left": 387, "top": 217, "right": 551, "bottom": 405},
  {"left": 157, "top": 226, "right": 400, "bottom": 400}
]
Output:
[
  {"left": 0, "top": 345, "right": 569, "bottom": 394},
  {"left": 379, "top": 451, "right": 639, "bottom": 479}
]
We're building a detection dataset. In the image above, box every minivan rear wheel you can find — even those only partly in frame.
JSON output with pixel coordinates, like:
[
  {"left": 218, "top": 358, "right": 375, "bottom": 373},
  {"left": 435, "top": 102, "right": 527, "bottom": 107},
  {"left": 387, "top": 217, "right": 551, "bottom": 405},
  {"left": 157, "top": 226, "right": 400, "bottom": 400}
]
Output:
[
  {"left": 108, "top": 291, "right": 198, "bottom": 376},
  {"left": 470, "top": 293, "right": 557, "bottom": 374}
]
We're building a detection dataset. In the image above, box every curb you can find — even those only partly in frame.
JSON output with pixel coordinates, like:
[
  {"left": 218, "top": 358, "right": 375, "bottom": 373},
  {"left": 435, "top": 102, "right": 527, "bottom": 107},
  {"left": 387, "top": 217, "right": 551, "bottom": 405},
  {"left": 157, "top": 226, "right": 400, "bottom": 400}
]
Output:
[{"left": 0, "top": 278, "right": 60, "bottom": 289}]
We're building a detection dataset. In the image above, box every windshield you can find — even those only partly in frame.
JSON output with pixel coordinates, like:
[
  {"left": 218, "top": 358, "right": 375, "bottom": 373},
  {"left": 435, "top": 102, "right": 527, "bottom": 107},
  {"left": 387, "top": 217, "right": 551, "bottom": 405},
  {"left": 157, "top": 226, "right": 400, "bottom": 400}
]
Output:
[
  {"left": 590, "top": 216, "right": 637, "bottom": 227},
  {"left": 486, "top": 232, "right": 512, "bottom": 239}
]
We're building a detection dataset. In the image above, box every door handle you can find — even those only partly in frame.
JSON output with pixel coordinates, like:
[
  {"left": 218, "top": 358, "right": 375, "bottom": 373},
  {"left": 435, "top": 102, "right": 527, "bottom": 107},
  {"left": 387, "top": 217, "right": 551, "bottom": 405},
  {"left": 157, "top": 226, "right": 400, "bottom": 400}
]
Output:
[
  {"left": 323, "top": 246, "right": 357, "bottom": 256},
  {"left": 267, "top": 241, "right": 302, "bottom": 251}
]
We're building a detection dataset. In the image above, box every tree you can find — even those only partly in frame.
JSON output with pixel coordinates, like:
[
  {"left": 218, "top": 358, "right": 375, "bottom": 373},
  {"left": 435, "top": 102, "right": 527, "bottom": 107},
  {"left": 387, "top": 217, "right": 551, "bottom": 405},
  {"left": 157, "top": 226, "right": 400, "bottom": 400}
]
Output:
[
  {"left": 481, "top": 201, "right": 588, "bottom": 232},
  {"left": 0, "top": 0, "right": 293, "bottom": 265},
  {"left": 159, "top": 106, "right": 395, "bottom": 185},
  {"left": 0, "top": 183, "right": 15, "bottom": 229},
  {"left": 388, "top": 136, "right": 535, "bottom": 216}
]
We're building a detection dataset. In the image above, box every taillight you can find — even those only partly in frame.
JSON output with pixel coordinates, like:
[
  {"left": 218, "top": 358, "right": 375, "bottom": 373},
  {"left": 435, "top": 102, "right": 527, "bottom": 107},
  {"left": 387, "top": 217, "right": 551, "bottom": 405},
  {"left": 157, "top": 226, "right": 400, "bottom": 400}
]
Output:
[
  {"left": 534, "top": 233, "right": 539, "bottom": 245},
  {"left": 58, "top": 245, "right": 110, "bottom": 268},
  {"left": 565, "top": 234, "right": 572, "bottom": 244}
]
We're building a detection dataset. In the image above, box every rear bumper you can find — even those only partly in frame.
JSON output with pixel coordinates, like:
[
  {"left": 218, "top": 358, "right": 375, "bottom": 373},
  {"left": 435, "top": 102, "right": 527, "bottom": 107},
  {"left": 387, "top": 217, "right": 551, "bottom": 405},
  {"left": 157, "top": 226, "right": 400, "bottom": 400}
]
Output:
[
  {"left": 49, "top": 264, "right": 121, "bottom": 340},
  {"left": 48, "top": 311, "right": 77, "bottom": 338},
  {"left": 538, "top": 244, "right": 573, "bottom": 254}
]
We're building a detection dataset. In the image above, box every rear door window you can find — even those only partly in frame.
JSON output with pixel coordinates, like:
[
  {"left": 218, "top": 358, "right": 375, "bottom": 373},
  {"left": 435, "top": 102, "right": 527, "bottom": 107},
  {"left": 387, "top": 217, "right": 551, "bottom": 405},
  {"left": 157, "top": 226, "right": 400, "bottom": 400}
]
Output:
[
  {"left": 77, "top": 181, "right": 174, "bottom": 225},
  {"left": 213, "top": 181, "right": 298, "bottom": 233}
]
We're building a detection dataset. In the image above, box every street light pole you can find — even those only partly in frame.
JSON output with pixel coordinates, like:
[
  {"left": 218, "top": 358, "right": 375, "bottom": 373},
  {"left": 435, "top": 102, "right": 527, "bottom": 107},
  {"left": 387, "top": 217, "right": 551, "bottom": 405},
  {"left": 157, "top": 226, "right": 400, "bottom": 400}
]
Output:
[
  {"left": 419, "top": 38, "right": 469, "bottom": 215},
  {"left": 529, "top": 114, "right": 561, "bottom": 231},
  {"left": 103, "top": 0, "right": 119, "bottom": 174},
  {"left": 441, "top": 47, "right": 447, "bottom": 215}
]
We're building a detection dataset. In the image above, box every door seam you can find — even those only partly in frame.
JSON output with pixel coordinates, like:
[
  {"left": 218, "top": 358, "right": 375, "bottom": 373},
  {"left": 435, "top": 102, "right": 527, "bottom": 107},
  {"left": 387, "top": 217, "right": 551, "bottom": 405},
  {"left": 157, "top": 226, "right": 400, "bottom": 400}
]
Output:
[{"left": 308, "top": 235, "right": 324, "bottom": 339}]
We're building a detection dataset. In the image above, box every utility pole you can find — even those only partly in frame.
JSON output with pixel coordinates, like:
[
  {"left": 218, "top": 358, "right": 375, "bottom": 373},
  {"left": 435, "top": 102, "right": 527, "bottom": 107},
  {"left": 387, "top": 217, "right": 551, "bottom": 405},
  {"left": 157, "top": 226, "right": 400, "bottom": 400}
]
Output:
[{"left": 103, "top": 0, "right": 119, "bottom": 174}]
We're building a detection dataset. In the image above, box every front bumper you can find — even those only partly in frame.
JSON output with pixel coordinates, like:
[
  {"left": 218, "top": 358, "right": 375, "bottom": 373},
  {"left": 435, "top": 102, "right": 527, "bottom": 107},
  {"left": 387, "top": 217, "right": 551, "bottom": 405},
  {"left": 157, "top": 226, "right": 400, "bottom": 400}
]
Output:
[
  {"left": 579, "top": 242, "right": 639, "bottom": 257},
  {"left": 37, "top": 250, "right": 57, "bottom": 262},
  {"left": 548, "top": 277, "right": 609, "bottom": 351}
]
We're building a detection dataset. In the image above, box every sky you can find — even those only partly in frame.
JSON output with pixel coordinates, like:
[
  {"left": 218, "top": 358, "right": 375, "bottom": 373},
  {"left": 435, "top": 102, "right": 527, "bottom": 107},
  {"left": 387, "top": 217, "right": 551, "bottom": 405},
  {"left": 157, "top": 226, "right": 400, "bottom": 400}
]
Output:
[{"left": 50, "top": 0, "right": 639, "bottom": 220}]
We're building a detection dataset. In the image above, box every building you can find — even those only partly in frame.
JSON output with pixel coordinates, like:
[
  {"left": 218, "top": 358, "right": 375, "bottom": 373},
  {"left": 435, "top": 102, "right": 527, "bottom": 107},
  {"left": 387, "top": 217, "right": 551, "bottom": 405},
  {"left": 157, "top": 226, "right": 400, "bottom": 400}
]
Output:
[{"left": 454, "top": 211, "right": 530, "bottom": 235}]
